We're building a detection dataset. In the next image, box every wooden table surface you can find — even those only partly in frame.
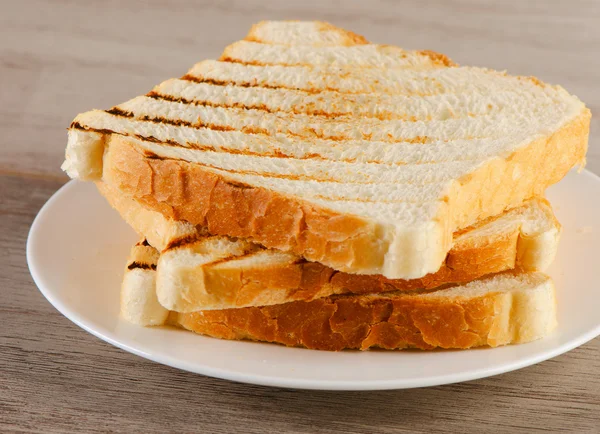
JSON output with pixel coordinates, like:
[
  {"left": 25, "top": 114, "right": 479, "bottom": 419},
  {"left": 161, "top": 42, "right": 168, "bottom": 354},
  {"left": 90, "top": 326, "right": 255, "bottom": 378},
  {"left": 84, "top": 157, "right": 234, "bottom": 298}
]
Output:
[{"left": 1, "top": 1, "right": 598, "bottom": 432}]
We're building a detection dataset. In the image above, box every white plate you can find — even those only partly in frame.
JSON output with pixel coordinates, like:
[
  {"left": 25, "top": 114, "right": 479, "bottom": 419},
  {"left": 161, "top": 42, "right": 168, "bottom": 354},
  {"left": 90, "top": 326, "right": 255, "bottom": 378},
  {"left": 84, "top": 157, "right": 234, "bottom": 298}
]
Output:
[{"left": 27, "top": 170, "right": 600, "bottom": 390}]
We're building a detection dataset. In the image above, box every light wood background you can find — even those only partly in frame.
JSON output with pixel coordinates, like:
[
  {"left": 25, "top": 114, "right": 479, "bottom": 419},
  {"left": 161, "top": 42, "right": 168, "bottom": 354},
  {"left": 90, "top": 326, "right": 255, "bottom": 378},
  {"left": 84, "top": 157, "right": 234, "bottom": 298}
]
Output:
[{"left": 1, "top": 1, "right": 598, "bottom": 432}]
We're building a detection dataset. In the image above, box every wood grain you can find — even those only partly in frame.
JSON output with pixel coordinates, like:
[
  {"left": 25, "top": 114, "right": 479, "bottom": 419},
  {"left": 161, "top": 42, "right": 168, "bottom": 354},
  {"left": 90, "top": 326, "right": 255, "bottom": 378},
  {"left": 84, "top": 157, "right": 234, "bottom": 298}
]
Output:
[{"left": 1, "top": 1, "right": 598, "bottom": 432}]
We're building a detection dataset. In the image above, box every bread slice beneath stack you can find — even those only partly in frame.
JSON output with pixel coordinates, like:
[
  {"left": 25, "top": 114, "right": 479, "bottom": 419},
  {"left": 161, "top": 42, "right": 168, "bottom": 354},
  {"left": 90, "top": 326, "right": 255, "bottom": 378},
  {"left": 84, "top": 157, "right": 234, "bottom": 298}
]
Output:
[
  {"left": 122, "top": 241, "right": 557, "bottom": 351},
  {"left": 62, "top": 20, "right": 590, "bottom": 280},
  {"left": 98, "top": 181, "right": 561, "bottom": 311}
]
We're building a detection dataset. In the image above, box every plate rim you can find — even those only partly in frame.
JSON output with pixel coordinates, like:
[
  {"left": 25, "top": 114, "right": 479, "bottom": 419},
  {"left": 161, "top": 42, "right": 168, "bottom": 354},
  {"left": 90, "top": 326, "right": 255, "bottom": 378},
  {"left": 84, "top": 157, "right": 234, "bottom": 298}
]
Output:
[{"left": 27, "top": 173, "right": 600, "bottom": 391}]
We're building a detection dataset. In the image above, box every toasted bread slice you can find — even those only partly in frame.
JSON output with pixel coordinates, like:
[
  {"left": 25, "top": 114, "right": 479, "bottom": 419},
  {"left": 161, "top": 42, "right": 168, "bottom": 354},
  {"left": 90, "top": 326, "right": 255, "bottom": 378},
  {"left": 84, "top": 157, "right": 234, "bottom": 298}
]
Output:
[
  {"left": 122, "top": 242, "right": 557, "bottom": 350},
  {"left": 99, "top": 181, "right": 561, "bottom": 311},
  {"left": 63, "top": 21, "right": 589, "bottom": 280}
]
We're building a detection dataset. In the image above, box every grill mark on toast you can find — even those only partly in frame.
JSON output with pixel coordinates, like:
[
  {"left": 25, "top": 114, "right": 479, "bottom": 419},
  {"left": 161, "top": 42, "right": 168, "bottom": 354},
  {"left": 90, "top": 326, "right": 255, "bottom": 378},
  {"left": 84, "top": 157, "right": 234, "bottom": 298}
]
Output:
[
  {"left": 165, "top": 234, "right": 204, "bottom": 251},
  {"left": 71, "top": 122, "right": 380, "bottom": 184},
  {"left": 118, "top": 94, "right": 550, "bottom": 143},
  {"left": 182, "top": 73, "right": 373, "bottom": 95},
  {"left": 179, "top": 68, "right": 546, "bottom": 97},
  {"left": 219, "top": 40, "right": 455, "bottom": 68},
  {"left": 70, "top": 123, "right": 204, "bottom": 152},
  {"left": 70, "top": 124, "right": 486, "bottom": 192},
  {"left": 87, "top": 104, "right": 455, "bottom": 144},
  {"left": 147, "top": 90, "right": 425, "bottom": 121},
  {"left": 181, "top": 74, "right": 311, "bottom": 93},
  {"left": 106, "top": 107, "right": 134, "bottom": 117},
  {"left": 105, "top": 106, "right": 215, "bottom": 130},
  {"left": 150, "top": 91, "right": 287, "bottom": 117},
  {"left": 71, "top": 123, "right": 315, "bottom": 159},
  {"left": 147, "top": 92, "right": 181, "bottom": 103},
  {"left": 164, "top": 234, "right": 253, "bottom": 251},
  {"left": 70, "top": 126, "right": 351, "bottom": 182},
  {"left": 138, "top": 115, "right": 194, "bottom": 128},
  {"left": 186, "top": 61, "right": 554, "bottom": 99},
  {"left": 202, "top": 251, "right": 253, "bottom": 268},
  {"left": 147, "top": 91, "right": 281, "bottom": 116},
  {"left": 70, "top": 122, "right": 438, "bottom": 165},
  {"left": 179, "top": 72, "right": 531, "bottom": 99},
  {"left": 69, "top": 121, "right": 114, "bottom": 135},
  {"left": 70, "top": 121, "right": 495, "bottom": 178},
  {"left": 165, "top": 236, "right": 259, "bottom": 266},
  {"left": 218, "top": 57, "right": 366, "bottom": 69},
  {"left": 133, "top": 134, "right": 181, "bottom": 147},
  {"left": 121, "top": 143, "right": 452, "bottom": 195},
  {"left": 127, "top": 261, "right": 157, "bottom": 271},
  {"left": 219, "top": 57, "right": 282, "bottom": 67},
  {"left": 72, "top": 122, "right": 209, "bottom": 156},
  {"left": 219, "top": 54, "right": 453, "bottom": 69},
  {"left": 89, "top": 126, "right": 374, "bottom": 165},
  {"left": 151, "top": 78, "right": 552, "bottom": 122},
  {"left": 140, "top": 114, "right": 236, "bottom": 132},
  {"left": 200, "top": 255, "right": 237, "bottom": 267},
  {"left": 102, "top": 107, "right": 238, "bottom": 133},
  {"left": 117, "top": 109, "right": 440, "bottom": 143}
]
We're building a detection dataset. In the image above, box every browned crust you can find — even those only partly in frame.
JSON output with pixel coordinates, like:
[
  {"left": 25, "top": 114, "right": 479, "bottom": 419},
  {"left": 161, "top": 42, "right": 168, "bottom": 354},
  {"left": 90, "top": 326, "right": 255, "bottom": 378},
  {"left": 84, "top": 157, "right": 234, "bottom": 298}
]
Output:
[
  {"left": 418, "top": 50, "right": 457, "bottom": 67},
  {"left": 169, "top": 289, "right": 502, "bottom": 350},
  {"left": 199, "top": 229, "right": 520, "bottom": 308},
  {"left": 101, "top": 110, "right": 588, "bottom": 277}
]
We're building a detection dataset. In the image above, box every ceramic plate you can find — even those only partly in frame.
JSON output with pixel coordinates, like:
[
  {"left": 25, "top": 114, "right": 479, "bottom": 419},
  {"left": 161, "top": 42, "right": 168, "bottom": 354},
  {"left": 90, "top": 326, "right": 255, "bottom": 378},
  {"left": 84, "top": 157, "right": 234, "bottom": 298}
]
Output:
[{"left": 27, "top": 170, "right": 600, "bottom": 390}]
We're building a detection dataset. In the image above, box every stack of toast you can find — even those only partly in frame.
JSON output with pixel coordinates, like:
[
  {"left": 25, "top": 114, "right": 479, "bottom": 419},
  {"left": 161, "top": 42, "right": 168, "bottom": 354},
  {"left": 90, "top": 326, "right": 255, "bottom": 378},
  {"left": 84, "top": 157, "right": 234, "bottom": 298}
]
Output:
[{"left": 62, "top": 21, "right": 590, "bottom": 351}]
